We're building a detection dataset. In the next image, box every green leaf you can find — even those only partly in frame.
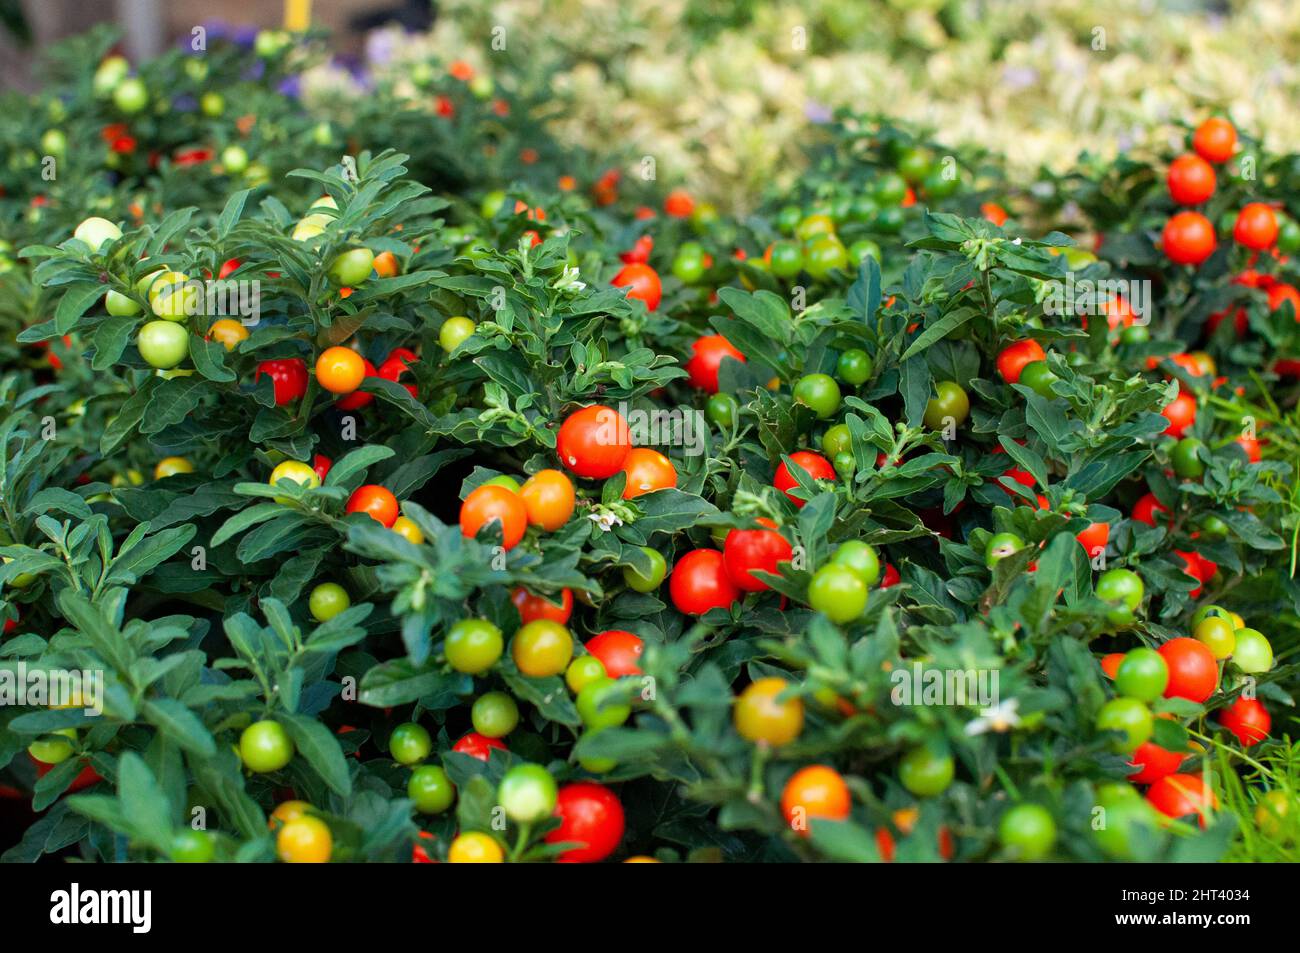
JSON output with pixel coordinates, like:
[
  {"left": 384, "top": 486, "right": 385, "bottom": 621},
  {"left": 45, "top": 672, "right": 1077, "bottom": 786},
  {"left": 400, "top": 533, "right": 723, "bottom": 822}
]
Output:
[
  {"left": 217, "top": 189, "right": 251, "bottom": 238},
  {"left": 116, "top": 752, "right": 175, "bottom": 852},
  {"left": 55, "top": 283, "right": 105, "bottom": 334},
  {"left": 142, "top": 698, "right": 216, "bottom": 756},
  {"left": 900, "top": 307, "right": 977, "bottom": 362},
  {"left": 278, "top": 712, "right": 353, "bottom": 797},
  {"left": 325, "top": 444, "right": 397, "bottom": 488}
]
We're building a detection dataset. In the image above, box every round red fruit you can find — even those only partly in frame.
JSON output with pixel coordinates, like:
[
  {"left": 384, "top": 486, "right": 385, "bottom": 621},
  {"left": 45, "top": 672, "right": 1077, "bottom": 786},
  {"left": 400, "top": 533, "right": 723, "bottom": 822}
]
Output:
[
  {"left": 545, "top": 782, "right": 625, "bottom": 863},
  {"left": 556, "top": 405, "right": 632, "bottom": 479},
  {"left": 684, "top": 335, "right": 746, "bottom": 393},
  {"left": 723, "top": 519, "right": 794, "bottom": 591},
  {"left": 584, "top": 630, "right": 644, "bottom": 678},
  {"left": 774, "top": 451, "right": 836, "bottom": 508},
  {"left": 670, "top": 549, "right": 739, "bottom": 615}
]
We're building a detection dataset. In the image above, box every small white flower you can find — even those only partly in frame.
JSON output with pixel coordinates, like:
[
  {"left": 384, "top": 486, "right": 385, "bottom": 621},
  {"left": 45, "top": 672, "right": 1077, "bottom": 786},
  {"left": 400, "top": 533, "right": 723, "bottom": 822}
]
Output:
[
  {"left": 553, "top": 265, "right": 586, "bottom": 295},
  {"left": 588, "top": 510, "right": 623, "bottom": 532},
  {"left": 965, "top": 697, "right": 1021, "bottom": 736}
]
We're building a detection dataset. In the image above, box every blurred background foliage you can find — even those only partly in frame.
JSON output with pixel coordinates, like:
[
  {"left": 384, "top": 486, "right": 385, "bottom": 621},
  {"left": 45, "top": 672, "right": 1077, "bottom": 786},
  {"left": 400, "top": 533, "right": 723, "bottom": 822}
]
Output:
[
  {"left": 6, "top": 1, "right": 1299, "bottom": 211},
  {"left": 293, "top": 0, "right": 1300, "bottom": 211}
]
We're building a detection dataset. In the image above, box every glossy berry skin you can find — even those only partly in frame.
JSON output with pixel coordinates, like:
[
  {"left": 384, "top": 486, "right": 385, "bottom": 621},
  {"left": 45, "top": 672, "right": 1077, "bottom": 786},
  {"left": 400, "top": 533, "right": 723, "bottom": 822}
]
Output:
[
  {"left": 239, "top": 720, "right": 294, "bottom": 773},
  {"left": 774, "top": 451, "right": 836, "bottom": 507},
  {"left": 498, "top": 764, "right": 558, "bottom": 823},
  {"left": 1233, "top": 202, "right": 1279, "bottom": 250},
  {"left": 545, "top": 782, "right": 626, "bottom": 862},
  {"left": 1146, "top": 773, "right": 1216, "bottom": 826},
  {"left": 137, "top": 321, "right": 189, "bottom": 368},
  {"left": 923, "top": 381, "right": 970, "bottom": 430},
  {"left": 1162, "top": 211, "right": 1216, "bottom": 265},
  {"left": 621, "top": 447, "right": 677, "bottom": 499},
  {"left": 316, "top": 346, "right": 366, "bottom": 394},
  {"left": 327, "top": 248, "right": 375, "bottom": 287},
  {"left": 391, "top": 516, "right": 425, "bottom": 545},
  {"left": 255, "top": 358, "right": 308, "bottom": 406},
  {"left": 734, "top": 678, "right": 804, "bottom": 746},
  {"left": 576, "top": 678, "right": 631, "bottom": 730},
  {"left": 706, "top": 392, "right": 739, "bottom": 428},
  {"left": 684, "top": 335, "right": 746, "bottom": 393},
  {"left": 1127, "top": 740, "right": 1184, "bottom": 785},
  {"left": 997, "top": 804, "right": 1057, "bottom": 861},
  {"left": 511, "top": 620, "right": 574, "bottom": 677},
  {"left": 996, "top": 339, "right": 1046, "bottom": 384},
  {"left": 335, "top": 359, "right": 377, "bottom": 410},
  {"left": 472, "top": 692, "right": 520, "bottom": 738},
  {"left": 277, "top": 816, "right": 332, "bottom": 863},
  {"left": 378, "top": 348, "right": 418, "bottom": 398},
  {"left": 443, "top": 619, "right": 504, "bottom": 674},
  {"left": 555, "top": 405, "right": 632, "bottom": 479},
  {"left": 1158, "top": 637, "right": 1218, "bottom": 703},
  {"left": 448, "top": 831, "right": 504, "bottom": 863},
  {"left": 439, "top": 317, "right": 475, "bottom": 352},
  {"left": 1159, "top": 392, "right": 1199, "bottom": 439},
  {"left": 1218, "top": 696, "right": 1270, "bottom": 746},
  {"left": 1132, "top": 493, "right": 1170, "bottom": 527},
  {"left": 836, "top": 348, "right": 872, "bottom": 385},
  {"left": 669, "top": 549, "right": 739, "bottom": 615},
  {"left": 899, "top": 746, "right": 954, "bottom": 797},
  {"left": 512, "top": 587, "right": 573, "bottom": 625},
  {"left": 1192, "top": 117, "right": 1236, "bottom": 163},
  {"left": 1232, "top": 628, "right": 1273, "bottom": 674},
  {"left": 611, "top": 262, "right": 662, "bottom": 310},
  {"left": 723, "top": 519, "right": 793, "bottom": 591},
  {"left": 793, "top": 374, "right": 842, "bottom": 419},
  {"left": 268, "top": 460, "right": 319, "bottom": 503},
  {"left": 1095, "top": 697, "right": 1154, "bottom": 753},
  {"left": 459, "top": 484, "right": 528, "bottom": 549},
  {"left": 566, "top": 655, "right": 607, "bottom": 694},
  {"left": 308, "top": 582, "right": 350, "bottom": 622},
  {"left": 1193, "top": 616, "right": 1236, "bottom": 660},
  {"left": 171, "top": 829, "right": 215, "bottom": 863},
  {"left": 807, "top": 564, "right": 868, "bottom": 623},
  {"left": 1075, "top": 521, "right": 1110, "bottom": 558},
  {"left": 389, "top": 722, "right": 432, "bottom": 765},
  {"left": 1166, "top": 154, "right": 1216, "bottom": 205},
  {"left": 346, "top": 485, "right": 399, "bottom": 527},
  {"left": 1018, "top": 361, "right": 1057, "bottom": 398},
  {"left": 781, "top": 766, "right": 851, "bottom": 836},
  {"left": 408, "top": 765, "right": 456, "bottom": 814},
  {"left": 520, "top": 469, "right": 575, "bottom": 531},
  {"left": 584, "top": 630, "right": 644, "bottom": 677},
  {"left": 1114, "top": 647, "right": 1169, "bottom": 703},
  {"left": 984, "top": 532, "right": 1024, "bottom": 568},
  {"left": 1170, "top": 437, "right": 1205, "bottom": 479},
  {"left": 623, "top": 548, "right": 668, "bottom": 593},
  {"left": 1095, "top": 568, "right": 1144, "bottom": 623},
  {"left": 452, "top": 731, "right": 508, "bottom": 762}
]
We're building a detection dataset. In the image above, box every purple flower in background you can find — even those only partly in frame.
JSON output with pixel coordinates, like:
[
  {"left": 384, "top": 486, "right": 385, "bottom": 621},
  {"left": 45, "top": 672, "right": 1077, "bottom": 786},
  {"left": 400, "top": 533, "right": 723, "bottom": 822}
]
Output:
[
  {"left": 244, "top": 60, "right": 266, "bottom": 82},
  {"left": 278, "top": 75, "right": 302, "bottom": 100},
  {"left": 366, "top": 30, "right": 398, "bottom": 66},
  {"left": 172, "top": 94, "right": 197, "bottom": 113},
  {"left": 201, "top": 20, "right": 232, "bottom": 42},
  {"left": 1002, "top": 65, "right": 1038, "bottom": 91},
  {"left": 232, "top": 26, "right": 258, "bottom": 49},
  {"left": 334, "top": 54, "right": 373, "bottom": 90},
  {"left": 804, "top": 101, "right": 832, "bottom": 124}
]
